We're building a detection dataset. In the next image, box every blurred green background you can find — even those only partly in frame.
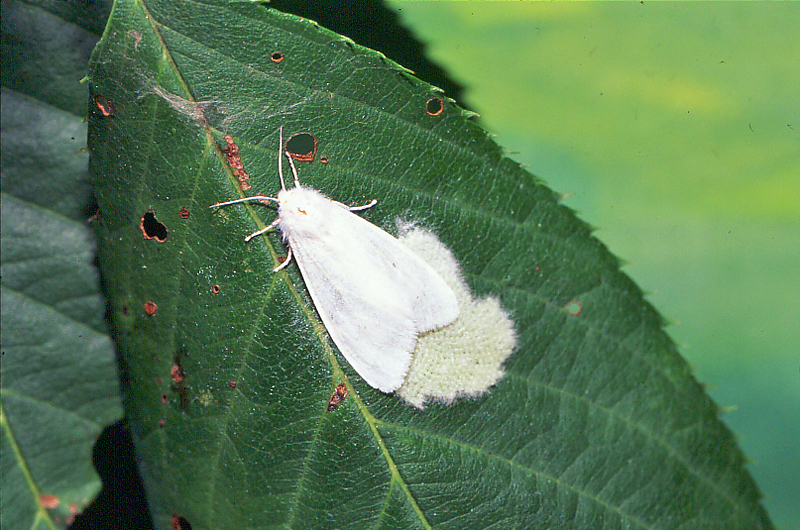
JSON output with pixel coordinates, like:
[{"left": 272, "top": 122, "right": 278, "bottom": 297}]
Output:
[{"left": 389, "top": 3, "right": 799, "bottom": 529}]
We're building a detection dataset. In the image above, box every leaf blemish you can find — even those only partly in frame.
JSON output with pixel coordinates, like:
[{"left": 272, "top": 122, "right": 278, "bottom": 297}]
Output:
[
  {"left": 270, "top": 51, "right": 285, "bottom": 63},
  {"left": 144, "top": 301, "right": 158, "bottom": 316},
  {"left": 170, "top": 363, "right": 184, "bottom": 383},
  {"left": 171, "top": 349, "right": 190, "bottom": 408},
  {"left": 327, "top": 382, "right": 348, "bottom": 412},
  {"left": 94, "top": 96, "right": 115, "bottom": 119},
  {"left": 140, "top": 210, "right": 168, "bottom": 242},
  {"left": 179, "top": 207, "right": 190, "bottom": 219},
  {"left": 94, "top": 95, "right": 115, "bottom": 118},
  {"left": 223, "top": 136, "right": 253, "bottom": 192},
  {"left": 40, "top": 494, "right": 60, "bottom": 509},
  {"left": 126, "top": 29, "right": 142, "bottom": 50}
]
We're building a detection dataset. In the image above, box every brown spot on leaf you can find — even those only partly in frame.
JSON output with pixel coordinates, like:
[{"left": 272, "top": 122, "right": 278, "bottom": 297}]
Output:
[
  {"left": 179, "top": 207, "right": 190, "bottom": 219},
  {"left": 319, "top": 155, "right": 329, "bottom": 164},
  {"left": 94, "top": 96, "right": 115, "bottom": 118},
  {"left": 40, "top": 494, "right": 60, "bottom": 509},
  {"left": 144, "top": 301, "right": 157, "bottom": 316},
  {"left": 171, "top": 363, "right": 184, "bottom": 383},
  {"left": 171, "top": 350, "right": 190, "bottom": 409},
  {"left": 127, "top": 29, "right": 142, "bottom": 50},
  {"left": 223, "top": 136, "right": 252, "bottom": 191},
  {"left": 327, "top": 382, "right": 348, "bottom": 412}
]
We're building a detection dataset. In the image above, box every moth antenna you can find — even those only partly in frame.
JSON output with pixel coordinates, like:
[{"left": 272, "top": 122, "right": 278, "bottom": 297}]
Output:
[
  {"left": 209, "top": 195, "right": 277, "bottom": 209},
  {"left": 285, "top": 151, "right": 301, "bottom": 189},
  {"left": 277, "top": 125, "right": 288, "bottom": 191}
]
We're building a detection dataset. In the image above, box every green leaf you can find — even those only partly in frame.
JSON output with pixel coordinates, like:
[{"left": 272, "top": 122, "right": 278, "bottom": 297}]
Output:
[
  {"left": 1, "top": 2, "right": 122, "bottom": 528},
  {"left": 86, "top": 1, "right": 774, "bottom": 529},
  {"left": 0, "top": 126, "right": 121, "bottom": 529}
]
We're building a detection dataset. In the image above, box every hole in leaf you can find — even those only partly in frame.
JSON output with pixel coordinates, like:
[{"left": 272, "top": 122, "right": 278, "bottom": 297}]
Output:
[
  {"left": 140, "top": 211, "right": 168, "bottom": 242},
  {"left": 425, "top": 96, "right": 444, "bottom": 116},
  {"left": 270, "top": 51, "right": 284, "bottom": 63},
  {"left": 211, "top": 284, "right": 221, "bottom": 294},
  {"left": 285, "top": 132, "right": 317, "bottom": 162},
  {"left": 179, "top": 207, "right": 190, "bottom": 219},
  {"left": 171, "top": 514, "right": 193, "bottom": 530},
  {"left": 566, "top": 300, "right": 582, "bottom": 316},
  {"left": 319, "top": 155, "right": 329, "bottom": 164}
]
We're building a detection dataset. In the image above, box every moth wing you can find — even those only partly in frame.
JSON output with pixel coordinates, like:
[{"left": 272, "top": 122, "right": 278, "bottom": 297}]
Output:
[
  {"left": 279, "top": 191, "right": 458, "bottom": 391},
  {"left": 288, "top": 228, "right": 416, "bottom": 392},
  {"left": 359, "top": 218, "right": 460, "bottom": 332}
]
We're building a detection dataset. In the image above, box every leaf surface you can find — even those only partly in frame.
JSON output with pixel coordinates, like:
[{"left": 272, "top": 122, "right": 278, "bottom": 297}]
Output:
[{"left": 86, "top": 1, "right": 774, "bottom": 529}]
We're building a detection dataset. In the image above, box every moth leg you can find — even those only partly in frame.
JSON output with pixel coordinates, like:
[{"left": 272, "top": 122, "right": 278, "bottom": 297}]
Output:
[
  {"left": 244, "top": 217, "right": 280, "bottom": 242},
  {"left": 347, "top": 199, "right": 378, "bottom": 212},
  {"left": 272, "top": 246, "right": 293, "bottom": 272}
]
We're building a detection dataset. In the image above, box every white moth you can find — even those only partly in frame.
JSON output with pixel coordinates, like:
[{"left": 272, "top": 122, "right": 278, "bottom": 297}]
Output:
[{"left": 210, "top": 128, "right": 459, "bottom": 392}]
